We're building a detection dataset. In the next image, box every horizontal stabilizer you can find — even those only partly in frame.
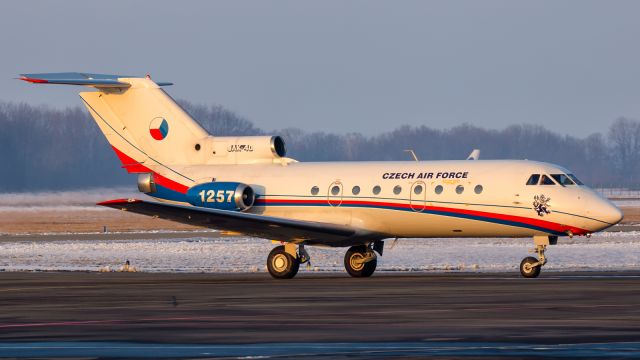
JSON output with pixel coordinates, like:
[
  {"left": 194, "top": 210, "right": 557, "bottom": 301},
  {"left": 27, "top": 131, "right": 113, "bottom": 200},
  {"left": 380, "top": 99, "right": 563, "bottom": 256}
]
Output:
[{"left": 19, "top": 72, "right": 173, "bottom": 87}]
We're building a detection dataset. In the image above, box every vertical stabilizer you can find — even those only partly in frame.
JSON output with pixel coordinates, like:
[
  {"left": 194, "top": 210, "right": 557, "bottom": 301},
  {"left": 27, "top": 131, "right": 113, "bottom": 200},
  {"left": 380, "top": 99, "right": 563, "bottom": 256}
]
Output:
[
  {"left": 20, "top": 72, "right": 293, "bottom": 195},
  {"left": 80, "top": 78, "right": 209, "bottom": 170}
]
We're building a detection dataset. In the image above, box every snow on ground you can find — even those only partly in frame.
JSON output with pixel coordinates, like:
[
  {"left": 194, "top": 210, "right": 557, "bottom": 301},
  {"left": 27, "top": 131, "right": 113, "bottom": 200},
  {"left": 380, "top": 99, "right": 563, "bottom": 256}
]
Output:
[
  {"left": 613, "top": 199, "right": 640, "bottom": 207},
  {"left": 0, "top": 187, "right": 140, "bottom": 211},
  {"left": 0, "top": 188, "right": 637, "bottom": 273},
  {"left": 0, "top": 231, "right": 638, "bottom": 273}
]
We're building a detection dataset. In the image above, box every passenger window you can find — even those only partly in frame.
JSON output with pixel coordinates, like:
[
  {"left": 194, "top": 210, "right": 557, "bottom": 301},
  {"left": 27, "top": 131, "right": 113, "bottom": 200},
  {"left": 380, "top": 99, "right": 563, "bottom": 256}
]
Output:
[
  {"left": 474, "top": 185, "right": 483, "bottom": 194},
  {"left": 372, "top": 185, "right": 381, "bottom": 195},
  {"left": 568, "top": 174, "right": 584, "bottom": 185},
  {"left": 551, "top": 174, "right": 575, "bottom": 186},
  {"left": 540, "top": 175, "right": 556, "bottom": 185},
  {"left": 331, "top": 185, "right": 341, "bottom": 195},
  {"left": 435, "top": 185, "right": 443, "bottom": 194},
  {"left": 310, "top": 186, "right": 319, "bottom": 195},
  {"left": 456, "top": 185, "right": 464, "bottom": 194},
  {"left": 413, "top": 185, "right": 423, "bottom": 195},
  {"left": 352, "top": 186, "right": 360, "bottom": 195},
  {"left": 393, "top": 185, "right": 402, "bottom": 195},
  {"left": 526, "top": 174, "right": 540, "bottom": 185}
]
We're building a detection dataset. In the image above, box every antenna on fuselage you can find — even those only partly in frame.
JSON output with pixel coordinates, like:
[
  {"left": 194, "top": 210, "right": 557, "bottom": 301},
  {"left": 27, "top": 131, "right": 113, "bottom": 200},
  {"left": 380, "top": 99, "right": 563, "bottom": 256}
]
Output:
[
  {"left": 466, "top": 149, "right": 480, "bottom": 160},
  {"left": 404, "top": 149, "right": 419, "bottom": 162}
]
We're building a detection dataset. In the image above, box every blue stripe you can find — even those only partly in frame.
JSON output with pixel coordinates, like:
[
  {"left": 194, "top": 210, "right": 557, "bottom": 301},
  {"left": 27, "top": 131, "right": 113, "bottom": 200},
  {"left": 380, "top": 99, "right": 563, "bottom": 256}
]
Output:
[
  {"left": 148, "top": 188, "right": 566, "bottom": 235},
  {"left": 150, "top": 184, "right": 188, "bottom": 203},
  {"left": 257, "top": 201, "right": 566, "bottom": 236},
  {"left": 259, "top": 193, "right": 613, "bottom": 225}
]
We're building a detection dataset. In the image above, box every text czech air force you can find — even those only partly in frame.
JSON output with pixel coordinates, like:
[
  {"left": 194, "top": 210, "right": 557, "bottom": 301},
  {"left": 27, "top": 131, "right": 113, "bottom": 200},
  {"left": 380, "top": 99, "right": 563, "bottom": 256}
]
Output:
[{"left": 382, "top": 171, "right": 469, "bottom": 180}]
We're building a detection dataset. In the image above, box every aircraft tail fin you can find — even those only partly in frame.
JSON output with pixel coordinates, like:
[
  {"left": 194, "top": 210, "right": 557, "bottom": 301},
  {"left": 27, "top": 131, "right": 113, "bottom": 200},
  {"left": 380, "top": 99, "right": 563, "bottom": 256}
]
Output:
[{"left": 20, "top": 72, "right": 211, "bottom": 189}]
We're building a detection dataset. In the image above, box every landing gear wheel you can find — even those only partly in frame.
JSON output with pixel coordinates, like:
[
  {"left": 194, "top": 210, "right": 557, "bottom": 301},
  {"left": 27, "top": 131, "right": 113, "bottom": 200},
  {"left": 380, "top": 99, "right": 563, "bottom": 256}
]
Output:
[
  {"left": 344, "top": 245, "right": 377, "bottom": 278},
  {"left": 520, "top": 256, "right": 541, "bottom": 278},
  {"left": 267, "top": 246, "right": 300, "bottom": 279}
]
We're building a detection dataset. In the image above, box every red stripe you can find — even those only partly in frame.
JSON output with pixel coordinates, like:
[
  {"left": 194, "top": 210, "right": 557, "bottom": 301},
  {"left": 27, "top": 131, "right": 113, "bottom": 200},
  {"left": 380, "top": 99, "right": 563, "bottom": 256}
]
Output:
[
  {"left": 97, "top": 199, "right": 142, "bottom": 206},
  {"left": 154, "top": 173, "right": 189, "bottom": 194},
  {"left": 110, "top": 146, "right": 189, "bottom": 194},
  {"left": 20, "top": 77, "right": 48, "bottom": 84},
  {"left": 257, "top": 198, "right": 589, "bottom": 235},
  {"left": 111, "top": 146, "right": 148, "bottom": 173}
]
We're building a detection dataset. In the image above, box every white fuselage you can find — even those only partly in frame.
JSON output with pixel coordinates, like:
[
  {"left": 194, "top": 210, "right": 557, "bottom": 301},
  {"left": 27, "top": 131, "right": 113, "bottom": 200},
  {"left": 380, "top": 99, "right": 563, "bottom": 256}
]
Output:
[{"left": 153, "top": 159, "right": 622, "bottom": 240}]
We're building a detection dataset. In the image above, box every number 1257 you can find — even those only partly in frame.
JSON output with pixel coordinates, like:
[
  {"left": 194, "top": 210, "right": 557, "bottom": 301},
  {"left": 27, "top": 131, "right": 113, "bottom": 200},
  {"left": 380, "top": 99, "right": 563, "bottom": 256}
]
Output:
[{"left": 198, "top": 190, "right": 234, "bottom": 203}]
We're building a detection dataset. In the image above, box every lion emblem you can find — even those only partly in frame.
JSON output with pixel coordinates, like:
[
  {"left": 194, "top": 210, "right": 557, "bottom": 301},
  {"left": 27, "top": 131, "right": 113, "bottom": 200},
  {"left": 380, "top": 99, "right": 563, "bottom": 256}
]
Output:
[{"left": 533, "top": 194, "right": 551, "bottom": 217}]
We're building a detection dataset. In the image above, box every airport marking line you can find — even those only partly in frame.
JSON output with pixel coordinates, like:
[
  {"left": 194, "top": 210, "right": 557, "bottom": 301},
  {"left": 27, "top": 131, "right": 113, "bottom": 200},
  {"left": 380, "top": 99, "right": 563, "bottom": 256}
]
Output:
[
  {"left": 0, "top": 316, "right": 245, "bottom": 329},
  {"left": 0, "top": 303, "right": 634, "bottom": 329}
]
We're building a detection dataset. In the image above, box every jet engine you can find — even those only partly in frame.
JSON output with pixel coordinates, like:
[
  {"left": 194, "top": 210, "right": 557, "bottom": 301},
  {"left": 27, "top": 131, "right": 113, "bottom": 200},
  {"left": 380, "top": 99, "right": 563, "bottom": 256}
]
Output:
[
  {"left": 192, "top": 135, "right": 290, "bottom": 165},
  {"left": 186, "top": 182, "right": 255, "bottom": 211},
  {"left": 137, "top": 173, "right": 156, "bottom": 193}
]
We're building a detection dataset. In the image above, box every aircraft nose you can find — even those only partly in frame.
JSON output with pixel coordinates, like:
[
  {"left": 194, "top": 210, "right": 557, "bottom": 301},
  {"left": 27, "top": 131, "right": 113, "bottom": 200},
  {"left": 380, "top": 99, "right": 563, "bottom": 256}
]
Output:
[{"left": 601, "top": 201, "right": 624, "bottom": 226}]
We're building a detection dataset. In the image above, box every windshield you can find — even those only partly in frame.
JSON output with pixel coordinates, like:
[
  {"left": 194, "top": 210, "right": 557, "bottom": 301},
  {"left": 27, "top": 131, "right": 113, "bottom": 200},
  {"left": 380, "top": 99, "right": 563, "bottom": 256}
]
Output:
[
  {"left": 551, "top": 174, "right": 575, "bottom": 186},
  {"left": 526, "top": 174, "right": 540, "bottom": 185},
  {"left": 567, "top": 174, "right": 584, "bottom": 185},
  {"left": 540, "top": 175, "right": 556, "bottom": 185},
  {"left": 526, "top": 172, "right": 584, "bottom": 186}
]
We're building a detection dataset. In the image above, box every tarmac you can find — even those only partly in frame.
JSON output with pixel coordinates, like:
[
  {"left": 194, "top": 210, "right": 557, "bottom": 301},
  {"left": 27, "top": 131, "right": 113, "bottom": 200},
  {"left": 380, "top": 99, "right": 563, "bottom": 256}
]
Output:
[{"left": 0, "top": 271, "right": 639, "bottom": 358}]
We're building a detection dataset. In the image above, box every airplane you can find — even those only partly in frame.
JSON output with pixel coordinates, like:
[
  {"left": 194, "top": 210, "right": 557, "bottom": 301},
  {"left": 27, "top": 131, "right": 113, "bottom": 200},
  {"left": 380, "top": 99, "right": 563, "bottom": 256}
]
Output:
[{"left": 20, "top": 72, "right": 624, "bottom": 279}]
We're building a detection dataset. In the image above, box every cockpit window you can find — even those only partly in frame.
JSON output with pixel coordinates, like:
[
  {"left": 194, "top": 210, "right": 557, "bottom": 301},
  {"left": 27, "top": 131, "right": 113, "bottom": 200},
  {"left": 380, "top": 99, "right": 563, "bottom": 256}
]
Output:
[
  {"left": 551, "top": 174, "right": 575, "bottom": 186},
  {"left": 568, "top": 174, "right": 583, "bottom": 185},
  {"left": 526, "top": 174, "right": 540, "bottom": 185},
  {"left": 540, "top": 175, "right": 556, "bottom": 185}
]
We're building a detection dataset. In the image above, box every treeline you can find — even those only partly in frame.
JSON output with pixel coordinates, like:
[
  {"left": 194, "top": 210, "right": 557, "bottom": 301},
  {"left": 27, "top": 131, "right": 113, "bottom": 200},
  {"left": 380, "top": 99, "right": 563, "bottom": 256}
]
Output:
[{"left": 0, "top": 100, "right": 638, "bottom": 191}]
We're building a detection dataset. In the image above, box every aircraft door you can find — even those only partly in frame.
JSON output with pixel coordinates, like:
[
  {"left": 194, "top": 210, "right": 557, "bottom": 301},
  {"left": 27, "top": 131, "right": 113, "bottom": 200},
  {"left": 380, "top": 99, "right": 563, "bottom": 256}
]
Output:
[
  {"left": 410, "top": 181, "right": 426, "bottom": 212},
  {"left": 327, "top": 181, "right": 343, "bottom": 207}
]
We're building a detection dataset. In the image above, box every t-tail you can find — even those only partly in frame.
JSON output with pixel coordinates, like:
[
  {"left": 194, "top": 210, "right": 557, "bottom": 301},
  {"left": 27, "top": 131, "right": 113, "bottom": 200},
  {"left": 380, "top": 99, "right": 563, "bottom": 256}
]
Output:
[{"left": 20, "top": 72, "right": 292, "bottom": 196}]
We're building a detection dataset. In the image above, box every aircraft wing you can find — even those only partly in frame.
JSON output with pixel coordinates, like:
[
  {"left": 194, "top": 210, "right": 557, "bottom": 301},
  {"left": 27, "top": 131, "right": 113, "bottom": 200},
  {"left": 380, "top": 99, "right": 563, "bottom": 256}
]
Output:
[{"left": 98, "top": 199, "right": 379, "bottom": 246}]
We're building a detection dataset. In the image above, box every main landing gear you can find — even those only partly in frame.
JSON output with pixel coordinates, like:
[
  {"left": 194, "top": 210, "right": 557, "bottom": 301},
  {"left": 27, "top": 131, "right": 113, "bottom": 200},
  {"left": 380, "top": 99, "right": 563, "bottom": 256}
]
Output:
[
  {"left": 519, "top": 235, "right": 557, "bottom": 278},
  {"left": 344, "top": 245, "right": 378, "bottom": 277},
  {"left": 267, "top": 243, "right": 310, "bottom": 279},
  {"left": 267, "top": 241, "right": 383, "bottom": 279}
]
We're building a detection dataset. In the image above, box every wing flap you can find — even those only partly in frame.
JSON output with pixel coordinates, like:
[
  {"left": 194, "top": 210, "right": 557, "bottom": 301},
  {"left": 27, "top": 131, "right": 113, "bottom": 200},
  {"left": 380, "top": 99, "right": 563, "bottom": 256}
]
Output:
[{"left": 98, "top": 199, "right": 378, "bottom": 246}]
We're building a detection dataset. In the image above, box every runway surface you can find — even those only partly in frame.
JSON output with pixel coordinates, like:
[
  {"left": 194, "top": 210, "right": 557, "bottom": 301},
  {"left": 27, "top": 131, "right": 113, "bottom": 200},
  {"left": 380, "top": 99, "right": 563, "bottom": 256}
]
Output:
[{"left": 0, "top": 271, "right": 639, "bottom": 358}]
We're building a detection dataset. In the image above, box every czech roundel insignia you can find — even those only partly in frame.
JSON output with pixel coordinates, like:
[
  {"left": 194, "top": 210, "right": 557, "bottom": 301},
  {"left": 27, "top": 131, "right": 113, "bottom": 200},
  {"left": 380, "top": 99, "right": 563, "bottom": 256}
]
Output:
[{"left": 149, "top": 117, "right": 169, "bottom": 140}]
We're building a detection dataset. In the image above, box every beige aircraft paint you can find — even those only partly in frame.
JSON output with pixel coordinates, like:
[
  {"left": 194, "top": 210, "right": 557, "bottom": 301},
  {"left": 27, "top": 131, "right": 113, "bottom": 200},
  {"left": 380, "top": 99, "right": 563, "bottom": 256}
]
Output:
[{"left": 20, "top": 73, "right": 624, "bottom": 279}]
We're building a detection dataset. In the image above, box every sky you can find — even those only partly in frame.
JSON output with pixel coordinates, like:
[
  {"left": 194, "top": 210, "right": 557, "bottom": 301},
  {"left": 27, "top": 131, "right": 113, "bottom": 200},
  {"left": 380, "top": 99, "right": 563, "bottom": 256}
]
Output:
[{"left": 2, "top": 0, "right": 639, "bottom": 136}]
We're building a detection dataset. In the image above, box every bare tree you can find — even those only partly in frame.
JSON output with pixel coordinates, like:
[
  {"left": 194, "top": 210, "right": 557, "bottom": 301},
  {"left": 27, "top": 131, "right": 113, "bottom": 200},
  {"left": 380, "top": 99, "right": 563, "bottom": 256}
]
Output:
[
  {"left": 608, "top": 117, "right": 640, "bottom": 186},
  {"left": 0, "top": 100, "right": 637, "bottom": 190}
]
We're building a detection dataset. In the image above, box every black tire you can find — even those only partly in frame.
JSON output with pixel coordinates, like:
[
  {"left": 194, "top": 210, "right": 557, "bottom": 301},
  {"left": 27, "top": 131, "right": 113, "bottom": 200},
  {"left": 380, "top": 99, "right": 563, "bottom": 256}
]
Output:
[
  {"left": 344, "top": 245, "right": 377, "bottom": 278},
  {"left": 267, "top": 246, "right": 300, "bottom": 279},
  {"left": 520, "top": 256, "right": 541, "bottom": 278}
]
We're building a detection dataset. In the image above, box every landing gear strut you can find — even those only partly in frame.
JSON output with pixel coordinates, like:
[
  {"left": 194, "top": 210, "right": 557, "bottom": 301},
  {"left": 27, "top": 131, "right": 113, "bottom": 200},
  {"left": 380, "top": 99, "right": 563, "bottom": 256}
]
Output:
[
  {"left": 267, "top": 241, "right": 384, "bottom": 279},
  {"left": 520, "top": 235, "right": 555, "bottom": 278},
  {"left": 267, "top": 243, "right": 304, "bottom": 279},
  {"left": 344, "top": 242, "right": 382, "bottom": 278}
]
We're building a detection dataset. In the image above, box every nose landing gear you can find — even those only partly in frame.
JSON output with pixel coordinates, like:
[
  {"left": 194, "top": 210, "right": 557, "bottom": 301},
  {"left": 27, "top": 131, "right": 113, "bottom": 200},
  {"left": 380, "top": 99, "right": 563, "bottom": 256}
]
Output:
[{"left": 520, "top": 235, "right": 555, "bottom": 278}]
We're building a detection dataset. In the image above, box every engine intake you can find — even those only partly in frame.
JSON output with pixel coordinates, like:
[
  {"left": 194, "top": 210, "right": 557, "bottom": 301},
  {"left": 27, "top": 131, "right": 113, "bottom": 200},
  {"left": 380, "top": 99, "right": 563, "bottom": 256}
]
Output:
[
  {"left": 194, "top": 135, "right": 289, "bottom": 165},
  {"left": 270, "top": 136, "right": 286, "bottom": 158},
  {"left": 186, "top": 182, "right": 255, "bottom": 211}
]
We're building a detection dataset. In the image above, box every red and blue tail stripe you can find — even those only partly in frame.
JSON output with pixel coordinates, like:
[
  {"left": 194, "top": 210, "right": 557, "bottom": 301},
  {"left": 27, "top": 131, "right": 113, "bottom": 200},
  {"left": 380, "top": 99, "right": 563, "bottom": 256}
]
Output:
[{"left": 111, "top": 146, "right": 189, "bottom": 202}]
